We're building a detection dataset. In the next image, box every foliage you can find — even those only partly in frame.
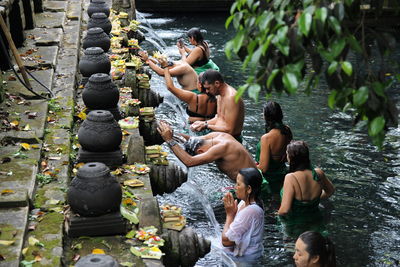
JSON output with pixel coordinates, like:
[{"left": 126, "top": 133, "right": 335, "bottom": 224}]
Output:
[{"left": 225, "top": 0, "right": 400, "bottom": 147}]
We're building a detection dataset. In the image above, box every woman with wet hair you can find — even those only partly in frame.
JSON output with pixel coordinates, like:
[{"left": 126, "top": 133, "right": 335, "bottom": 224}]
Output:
[
  {"left": 294, "top": 231, "right": 336, "bottom": 267},
  {"left": 278, "top": 141, "right": 335, "bottom": 237},
  {"left": 256, "top": 101, "right": 292, "bottom": 194},
  {"left": 222, "top": 168, "right": 264, "bottom": 264},
  {"left": 177, "top": 27, "right": 219, "bottom": 75}
]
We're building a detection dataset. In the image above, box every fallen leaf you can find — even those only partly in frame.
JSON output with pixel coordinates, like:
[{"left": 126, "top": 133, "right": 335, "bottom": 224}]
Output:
[
  {"left": 48, "top": 156, "right": 61, "bottom": 161},
  {"left": 101, "top": 240, "right": 112, "bottom": 250},
  {"left": 92, "top": 248, "right": 105, "bottom": 254},
  {"left": 72, "top": 254, "right": 80, "bottom": 262},
  {"left": 34, "top": 255, "right": 42, "bottom": 262},
  {"left": 10, "top": 120, "right": 19, "bottom": 127},
  {"left": 31, "top": 145, "right": 39, "bottom": 149},
  {"left": 27, "top": 112, "right": 38, "bottom": 119},
  {"left": 0, "top": 157, "right": 11, "bottom": 164},
  {"left": 8, "top": 75, "right": 16, "bottom": 81},
  {"left": 22, "top": 247, "right": 29, "bottom": 256},
  {"left": 20, "top": 143, "right": 31, "bottom": 150},
  {"left": 47, "top": 199, "right": 60, "bottom": 205},
  {"left": 28, "top": 237, "right": 44, "bottom": 247},
  {"left": 23, "top": 124, "right": 31, "bottom": 131},
  {"left": 77, "top": 110, "right": 86, "bottom": 120},
  {"left": 0, "top": 254, "right": 5, "bottom": 261},
  {"left": 0, "top": 240, "right": 15, "bottom": 246},
  {"left": 71, "top": 243, "right": 82, "bottom": 250},
  {"left": 1, "top": 189, "right": 15, "bottom": 195},
  {"left": 120, "top": 262, "right": 134, "bottom": 267}
]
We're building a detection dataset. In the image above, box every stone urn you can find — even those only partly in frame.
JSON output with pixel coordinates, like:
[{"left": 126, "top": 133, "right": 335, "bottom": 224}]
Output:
[
  {"left": 75, "top": 254, "right": 118, "bottom": 267},
  {"left": 88, "top": 12, "right": 112, "bottom": 35},
  {"left": 82, "top": 27, "right": 111, "bottom": 52},
  {"left": 78, "top": 110, "right": 122, "bottom": 152},
  {"left": 67, "top": 162, "right": 122, "bottom": 217},
  {"left": 83, "top": 73, "right": 119, "bottom": 110},
  {"left": 87, "top": 0, "right": 110, "bottom": 18},
  {"left": 79, "top": 47, "right": 111, "bottom": 78}
]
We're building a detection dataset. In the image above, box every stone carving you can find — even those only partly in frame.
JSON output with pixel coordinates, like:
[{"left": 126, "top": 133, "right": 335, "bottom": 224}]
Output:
[
  {"left": 82, "top": 27, "right": 111, "bottom": 52},
  {"left": 79, "top": 47, "right": 111, "bottom": 78},
  {"left": 87, "top": 0, "right": 110, "bottom": 18},
  {"left": 88, "top": 12, "right": 112, "bottom": 35}
]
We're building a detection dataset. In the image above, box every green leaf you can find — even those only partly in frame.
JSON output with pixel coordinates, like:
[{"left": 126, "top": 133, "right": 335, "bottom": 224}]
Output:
[
  {"left": 328, "top": 16, "right": 341, "bottom": 35},
  {"left": 315, "top": 7, "right": 328, "bottom": 24},
  {"left": 328, "top": 61, "right": 338, "bottom": 75},
  {"left": 371, "top": 82, "right": 386, "bottom": 98},
  {"left": 259, "top": 11, "right": 274, "bottom": 30},
  {"left": 233, "top": 11, "right": 244, "bottom": 29},
  {"left": 262, "top": 34, "right": 274, "bottom": 54},
  {"left": 250, "top": 47, "right": 262, "bottom": 67},
  {"left": 277, "top": 25, "right": 288, "bottom": 43},
  {"left": 235, "top": 84, "right": 248, "bottom": 102},
  {"left": 334, "top": 3, "right": 345, "bottom": 21},
  {"left": 120, "top": 206, "right": 139, "bottom": 224},
  {"left": 267, "top": 69, "right": 280, "bottom": 89},
  {"left": 230, "top": 2, "right": 238, "bottom": 14},
  {"left": 328, "top": 90, "right": 337, "bottom": 109},
  {"left": 225, "top": 15, "right": 235, "bottom": 29},
  {"left": 224, "top": 40, "right": 234, "bottom": 59},
  {"left": 353, "top": 86, "right": 369, "bottom": 106},
  {"left": 233, "top": 30, "right": 245, "bottom": 53},
  {"left": 330, "top": 39, "right": 346, "bottom": 59},
  {"left": 368, "top": 116, "right": 385, "bottom": 136},
  {"left": 248, "top": 84, "right": 261, "bottom": 101},
  {"left": 344, "top": 0, "right": 354, "bottom": 6},
  {"left": 346, "top": 35, "right": 362, "bottom": 53},
  {"left": 282, "top": 72, "right": 298, "bottom": 94},
  {"left": 299, "top": 12, "right": 312, "bottom": 36},
  {"left": 341, "top": 61, "right": 353, "bottom": 76}
]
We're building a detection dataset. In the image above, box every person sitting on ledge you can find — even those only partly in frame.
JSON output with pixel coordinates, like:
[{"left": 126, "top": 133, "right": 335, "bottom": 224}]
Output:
[
  {"left": 190, "top": 70, "right": 244, "bottom": 143},
  {"left": 222, "top": 168, "right": 264, "bottom": 264},
  {"left": 138, "top": 50, "right": 198, "bottom": 92},
  {"left": 177, "top": 27, "right": 220, "bottom": 75},
  {"left": 157, "top": 121, "right": 256, "bottom": 181},
  {"left": 163, "top": 65, "right": 217, "bottom": 123}
]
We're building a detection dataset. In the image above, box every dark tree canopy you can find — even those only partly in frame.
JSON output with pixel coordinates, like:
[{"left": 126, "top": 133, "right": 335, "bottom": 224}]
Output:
[{"left": 225, "top": 0, "right": 400, "bottom": 147}]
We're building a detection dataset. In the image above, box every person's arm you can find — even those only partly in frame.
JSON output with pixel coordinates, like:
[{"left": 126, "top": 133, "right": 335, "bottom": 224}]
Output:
[
  {"left": 205, "top": 96, "right": 240, "bottom": 134},
  {"left": 222, "top": 192, "right": 237, "bottom": 247},
  {"left": 157, "top": 121, "right": 224, "bottom": 167},
  {"left": 164, "top": 68, "right": 195, "bottom": 104},
  {"left": 315, "top": 168, "right": 335, "bottom": 199},
  {"left": 183, "top": 46, "right": 203, "bottom": 66},
  {"left": 278, "top": 174, "right": 295, "bottom": 215},
  {"left": 257, "top": 134, "right": 271, "bottom": 173}
]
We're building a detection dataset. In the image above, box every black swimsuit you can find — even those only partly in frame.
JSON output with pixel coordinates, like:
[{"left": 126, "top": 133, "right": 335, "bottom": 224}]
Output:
[
  {"left": 185, "top": 94, "right": 215, "bottom": 119},
  {"left": 191, "top": 45, "right": 209, "bottom": 68}
]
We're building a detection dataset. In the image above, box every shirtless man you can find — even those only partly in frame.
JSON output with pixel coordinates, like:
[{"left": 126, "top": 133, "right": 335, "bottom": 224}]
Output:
[
  {"left": 190, "top": 70, "right": 244, "bottom": 141},
  {"left": 157, "top": 121, "right": 256, "bottom": 181},
  {"left": 139, "top": 50, "right": 198, "bottom": 91}
]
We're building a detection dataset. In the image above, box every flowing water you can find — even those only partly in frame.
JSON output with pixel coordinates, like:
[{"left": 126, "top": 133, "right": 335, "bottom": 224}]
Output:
[{"left": 136, "top": 11, "right": 400, "bottom": 267}]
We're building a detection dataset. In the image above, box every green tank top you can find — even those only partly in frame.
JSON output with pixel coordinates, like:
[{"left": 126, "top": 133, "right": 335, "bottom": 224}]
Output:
[
  {"left": 255, "top": 141, "right": 287, "bottom": 193},
  {"left": 278, "top": 169, "right": 325, "bottom": 237}
]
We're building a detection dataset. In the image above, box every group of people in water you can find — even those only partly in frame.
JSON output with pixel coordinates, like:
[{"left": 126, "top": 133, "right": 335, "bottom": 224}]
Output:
[{"left": 139, "top": 28, "right": 336, "bottom": 266}]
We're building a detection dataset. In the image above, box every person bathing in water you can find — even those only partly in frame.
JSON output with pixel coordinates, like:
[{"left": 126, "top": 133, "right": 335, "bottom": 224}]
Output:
[
  {"left": 157, "top": 121, "right": 255, "bottom": 181},
  {"left": 138, "top": 50, "right": 198, "bottom": 92},
  {"left": 161, "top": 59, "right": 217, "bottom": 123},
  {"left": 190, "top": 70, "right": 244, "bottom": 142}
]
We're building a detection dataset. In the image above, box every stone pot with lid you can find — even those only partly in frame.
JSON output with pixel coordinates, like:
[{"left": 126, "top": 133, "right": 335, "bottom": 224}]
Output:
[
  {"left": 88, "top": 12, "right": 112, "bottom": 35},
  {"left": 82, "top": 27, "right": 111, "bottom": 52},
  {"left": 87, "top": 0, "right": 110, "bottom": 18},
  {"left": 78, "top": 110, "right": 122, "bottom": 152},
  {"left": 67, "top": 162, "right": 122, "bottom": 217},
  {"left": 79, "top": 47, "right": 111, "bottom": 78},
  {"left": 83, "top": 73, "right": 119, "bottom": 110}
]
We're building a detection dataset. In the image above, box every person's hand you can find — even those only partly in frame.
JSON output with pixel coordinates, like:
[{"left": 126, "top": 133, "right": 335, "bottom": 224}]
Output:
[
  {"left": 223, "top": 192, "right": 237, "bottom": 218},
  {"left": 138, "top": 50, "right": 148, "bottom": 62},
  {"left": 157, "top": 121, "right": 173, "bottom": 142},
  {"left": 190, "top": 121, "right": 206, "bottom": 132},
  {"left": 158, "top": 57, "right": 168, "bottom": 68},
  {"left": 177, "top": 45, "right": 186, "bottom": 55}
]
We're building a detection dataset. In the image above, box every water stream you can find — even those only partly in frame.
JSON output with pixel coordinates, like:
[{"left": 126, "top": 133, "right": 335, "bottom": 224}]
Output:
[{"left": 137, "top": 12, "right": 400, "bottom": 267}]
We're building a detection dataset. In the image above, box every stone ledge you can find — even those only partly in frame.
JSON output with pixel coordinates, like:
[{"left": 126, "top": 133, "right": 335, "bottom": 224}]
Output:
[{"left": 35, "top": 12, "right": 66, "bottom": 29}]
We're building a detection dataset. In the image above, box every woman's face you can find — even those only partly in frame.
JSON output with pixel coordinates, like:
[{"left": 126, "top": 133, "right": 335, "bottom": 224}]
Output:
[
  {"left": 235, "top": 174, "right": 249, "bottom": 201},
  {"left": 188, "top": 36, "right": 195, "bottom": 45},
  {"left": 293, "top": 238, "right": 319, "bottom": 267}
]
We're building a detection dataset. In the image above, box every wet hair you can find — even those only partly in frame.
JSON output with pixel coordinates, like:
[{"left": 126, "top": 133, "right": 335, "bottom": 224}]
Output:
[
  {"left": 263, "top": 101, "right": 292, "bottom": 138},
  {"left": 201, "top": 69, "right": 224, "bottom": 85},
  {"left": 187, "top": 27, "right": 204, "bottom": 43},
  {"left": 287, "top": 140, "right": 311, "bottom": 172},
  {"left": 166, "top": 60, "right": 174, "bottom": 67},
  {"left": 298, "top": 231, "right": 336, "bottom": 267},
  {"left": 184, "top": 137, "right": 205, "bottom": 156},
  {"left": 238, "top": 168, "right": 264, "bottom": 210},
  {"left": 198, "top": 72, "right": 206, "bottom": 93}
]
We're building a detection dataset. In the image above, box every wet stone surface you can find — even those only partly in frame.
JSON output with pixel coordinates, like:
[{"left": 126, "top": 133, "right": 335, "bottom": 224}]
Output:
[
  {"left": 0, "top": 207, "right": 29, "bottom": 267},
  {"left": 35, "top": 12, "right": 66, "bottom": 29},
  {"left": 4, "top": 69, "right": 53, "bottom": 98},
  {"left": 25, "top": 28, "right": 63, "bottom": 46},
  {"left": 18, "top": 46, "right": 59, "bottom": 69},
  {"left": 0, "top": 98, "right": 48, "bottom": 140},
  {"left": 43, "top": 1, "right": 68, "bottom": 12},
  {"left": 0, "top": 188, "right": 29, "bottom": 208},
  {"left": 0, "top": 144, "right": 42, "bottom": 200}
]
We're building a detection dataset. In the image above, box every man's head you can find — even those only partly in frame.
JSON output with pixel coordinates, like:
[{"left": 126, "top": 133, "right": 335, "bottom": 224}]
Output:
[
  {"left": 184, "top": 137, "right": 206, "bottom": 155},
  {"left": 200, "top": 70, "right": 224, "bottom": 96}
]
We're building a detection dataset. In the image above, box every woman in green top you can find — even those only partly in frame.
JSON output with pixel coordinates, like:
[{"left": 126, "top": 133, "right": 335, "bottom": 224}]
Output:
[
  {"left": 278, "top": 141, "right": 335, "bottom": 238},
  {"left": 177, "top": 28, "right": 219, "bottom": 75},
  {"left": 256, "top": 101, "right": 292, "bottom": 195}
]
